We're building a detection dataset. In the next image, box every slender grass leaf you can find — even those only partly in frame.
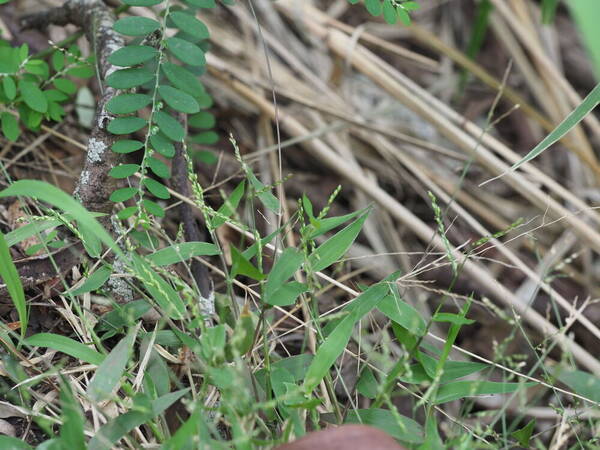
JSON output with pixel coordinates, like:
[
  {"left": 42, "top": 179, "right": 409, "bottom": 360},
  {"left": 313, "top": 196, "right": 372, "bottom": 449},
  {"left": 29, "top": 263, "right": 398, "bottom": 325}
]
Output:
[
  {"left": 148, "top": 242, "right": 220, "bottom": 266},
  {"left": 511, "top": 82, "right": 600, "bottom": 171},
  {"left": 432, "top": 312, "right": 475, "bottom": 325},
  {"left": 114, "top": 17, "right": 161, "bottom": 36},
  {"left": 70, "top": 266, "right": 112, "bottom": 295},
  {"left": 0, "top": 233, "right": 27, "bottom": 338},
  {"left": 5, "top": 218, "right": 61, "bottom": 247},
  {"left": 265, "top": 281, "right": 308, "bottom": 307},
  {"left": 558, "top": 369, "right": 600, "bottom": 402},
  {"left": 434, "top": 380, "right": 535, "bottom": 404},
  {"left": 212, "top": 180, "right": 244, "bottom": 228},
  {"left": 265, "top": 248, "right": 304, "bottom": 301},
  {"left": 345, "top": 409, "right": 424, "bottom": 444},
  {"left": 308, "top": 208, "right": 365, "bottom": 239},
  {"left": 230, "top": 246, "right": 265, "bottom": 281},
  {"left": 87, "top": 324, "right": 139, "bottom": 402},
  {"left": 108, "top": 45, "right": 158, "bottom": 67},
  {"left": 303, "top": 283, "right": 388, "bottom": 392},
  {"left": 377, "top": 294, "right": 427, "bottom": 337},
  {"left": 88, "top": 389, "right": 189, "bottom": 450},
  {"left": 25, "top": 333, "right": 104, "bottom": 365},
  {"left": 568, "top": 0, "right": 600, "bottom": 77},
  {"left": 308, "top": 212, "right": 369, "bottom": 272},
  {"left": 418, "top": 353, "right": 489, "bottom": 383},
  {"left": 132, "top": 254, "right": 186, "bottom": 319},
  {"left": 0, "top": 180, "right": 121, "bottom": 259},
  {"left": 246, "top": 171, "right": 279, "bottom": 214},
  {"left": 59, "top": 380, "right": 86, "bottom": 450}
]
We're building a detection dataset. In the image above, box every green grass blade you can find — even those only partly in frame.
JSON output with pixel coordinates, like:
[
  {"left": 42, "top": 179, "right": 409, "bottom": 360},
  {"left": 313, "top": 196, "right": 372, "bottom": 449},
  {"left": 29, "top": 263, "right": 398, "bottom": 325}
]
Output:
[
  {"left": 568, "top": 0, "right": 600, "bottom": 78},
  {"left": 511, "top": 82, "right": 600, "bottom": 171},
  {"left": 24, "top": 333, "right": 105, "bottom": 365},
  {"left": 434, "top": 380, "right": 536, "bottom": 404},
  {"left": 0, "top": 232, "right": 27, "bottom": 339}
]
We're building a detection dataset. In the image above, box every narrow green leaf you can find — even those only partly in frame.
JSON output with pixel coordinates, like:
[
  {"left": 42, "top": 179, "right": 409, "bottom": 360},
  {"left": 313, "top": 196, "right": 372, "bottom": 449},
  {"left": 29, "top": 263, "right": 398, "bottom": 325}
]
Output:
[
  {"left": 230, "top": 246, "right": 265, "bottom": 281},
  {"left": 434, "top": 380, "right": 535, "bottom": 404},
  {"left": 158, "top": 85, "right": 200, "bottom": 114},
  {"left": 264, "top": 248, "right": 304, "bottom": 306},
  {"left": 147, "top": 242, "right": 221, "bottom": 266},
  {"left": 107, "top": 116, "right": 146, "bottom": 135},
  {"left": 108, "top": 45, "right": 158, "bottom": 67},
  {"left": 308, "top": 212, "right": 369, "bottom": 272},
  {"left": 377, "top": 294, "right": 427, "bottom": 336},
  {"left": 25, "top": 333, "right": 105, "bottom": 365},
  {"left": 0, "top": 437, "right": 31, "bottom": 449},
  {"left": 165, "top": 37, "right": 206, "bottom": 67},
  {"left": 169, "top": 11, "right": 210, "bottom": 39},
  {"left": 59, "top": 380, "right": 86, "bottom": 450},
  {"left": 303, "top": 283, "right": 388, "bottom": 392},
  {"left": 246, "top": 171, "right": 280, "bottom": 214},
  {"left": 106, "top": 68, "right": 154, "bottom": 89},
  {"left": 212, "top": 180, "right": 245, "bottom": 228},
  {"left": 0, "top": 232, "right": 27, "bottom": 338},
  {"left": 512, "top": 82, "right": 600, "bottom": 171},
  {"left": 114, "top": 17, "right": 161, "bottom": 36},
  {"left": 345, "top": 409, "right": 424, "bottom": 444},
  {"left": 155, "top": 111, "right": 185, "bottom": 141},
  {"left": 558, "top": 369, "right": 600, "bottom": 402},
  {"left": 107, "top": 93, "right": 152, "bottom": 115},
  {"left": 87, "top": 325, "right": 138, "bottom": 402},
  {"left": 512, "top": 419, "right": 536, "bottom": 448},
  {"left": 70, "top": 265, "right": 112, "bottom": 295}
]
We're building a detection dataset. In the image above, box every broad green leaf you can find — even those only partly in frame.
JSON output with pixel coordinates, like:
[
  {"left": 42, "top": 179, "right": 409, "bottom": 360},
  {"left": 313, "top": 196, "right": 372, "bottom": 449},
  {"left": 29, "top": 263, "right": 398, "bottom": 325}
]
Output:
[
  {"left": 162, "top": 62, "right": 204, "bottom": 97},
  {"left": 165, "top": 37, "right": 206, "bottom": 67},
  {"left": 112, "top": 140, "right": 143, "bottom": 154},
  {"left": 265, "top": 281, "right": 308, "bottom": 307},
  {"left": 345, "top": 409, "right": 424, "bottom": 444},
  {"left": 303, "top": 283, "right": 388, "bottom": 392},
  {"left": 143, "top": 178, "right": 170, "bottom": 199},
  {"left": 264, "top": 248, "right": 305, "bottom": 306},
  {"left": 150, "top": 133, "right": 175, "bottom": 158},
  {"left": 88, "top": 389, "right": 189, "bottom": 450},
  {"left": 109, "top": 164, "right": 139, "bottom": 179},
  {"left": 59, "top": 380, "right": 86, "bottom": 450},
  {"left": 511, "top": 82, "right": 600, "bottom": 171},
  {"left": 107, "top": 93, "right": 152, "bottom": 114},
  {"left": 0, "top": 181, "right": 120, "bottom": 259},
  {"left": 308, "top": 212, "right": 368, "bottom": 272},
  {"left": 1, "top": 112, "right": 20, "bottom": 142},
  {"left": 0, "top": 437, "right": 31, "bottom": 449},
  {"left": 230, "top": 246, "right": 265, "bottom": 281},
  {"left": 147, "top": 242, "right": 221, "bottom": 266},
  {"left": 108, "top": 45, "right": 158, "bottom": 67},
  {"left": 169, "top": 11, "right": 210, "bottom": 39},
  {"left": 434, "top": 380, "right": 535, "bottom": 404},
  {"left": 155, "top": 111, "right": 185, "bottom": 141},
  {"left": 246, "top": 171, "right": 279, "bottom": 214},
  {"left": 114, "top": 16, "right": 161, "bottom": 36},
  {"left": 512, "top": 419, "right": 536, "bottom": 448},
  {"left": 106, "top": 68, "right": 154, "bottom": 89},
  {"left": 20, "top": 81, "right": 48, "bottom": 113},
  {"left": 558, "top": 369, "right": 600, "bottom": 402},
  {"left": 107, "top": 116, "right": 146, "bottom": 135},
  {"left": 132, "top": 254, "right": 186, "bottom": 318},
  {"left": 87, "top": 325, "right": 138, "bottom": 402},
  {"left": 0, "top": 232, "right": 27, "bottom": 338},
  {"left": 147, "top": 157, "right": 170, "bottom": 178},
  {"left": 25, "top": 333, "right": 105, "bottom": 365},
  {"left": 158, "top": 85, "right": 200, "bottom": 114},
  {"left": 377, "top": 293, "right": 427, "bottom": 336},
  {"left": 70, "top": 265, "right": 112, "bottom": 295}
]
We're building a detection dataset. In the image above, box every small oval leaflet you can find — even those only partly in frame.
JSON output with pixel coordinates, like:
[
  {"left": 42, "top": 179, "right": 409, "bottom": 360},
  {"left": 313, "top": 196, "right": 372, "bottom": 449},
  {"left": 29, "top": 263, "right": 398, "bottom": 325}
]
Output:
[
  {"left": 112, "top": 139, "right": 144, "bottom": 153},
  {"left": 154, "top": 111, "right": 185, "bottom": 141},
  {"left": 162, "top": 62, "right": 205, "bottom": 98},
  {"left": 143, "top": 178, "right": 171, "bottom": 199},
  {"left": 109, "top": 164, "right": 140, "bottom": 179},
  {"left": 108, "top": 45, "right": 158, "bottom": 67},
  {"left": 107, "top": 116, "right": 147, "bottom": 135},
  {"left": 114, "top": 16, "right": 161, "bottom": 36},
  {"left": 107, "top": 93, "right": 152, "bottom": 115},
  {"left": 165, "top": 37, "right": 206, "bottom": 67},
  {"left": 150, "top": 133, "right": 175, "bottom": 158},
  {"left": 169, "top": 11, "right": 210, "bottom": 39},
  {"left": 158, "top": 85, "right": 200, "bottom": 114},
  {"left": 110, "top": 187, "right": 138, "bottom": 203},
  {"left": 107, "top": 68, "right": 154, "bottom": 89}
]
